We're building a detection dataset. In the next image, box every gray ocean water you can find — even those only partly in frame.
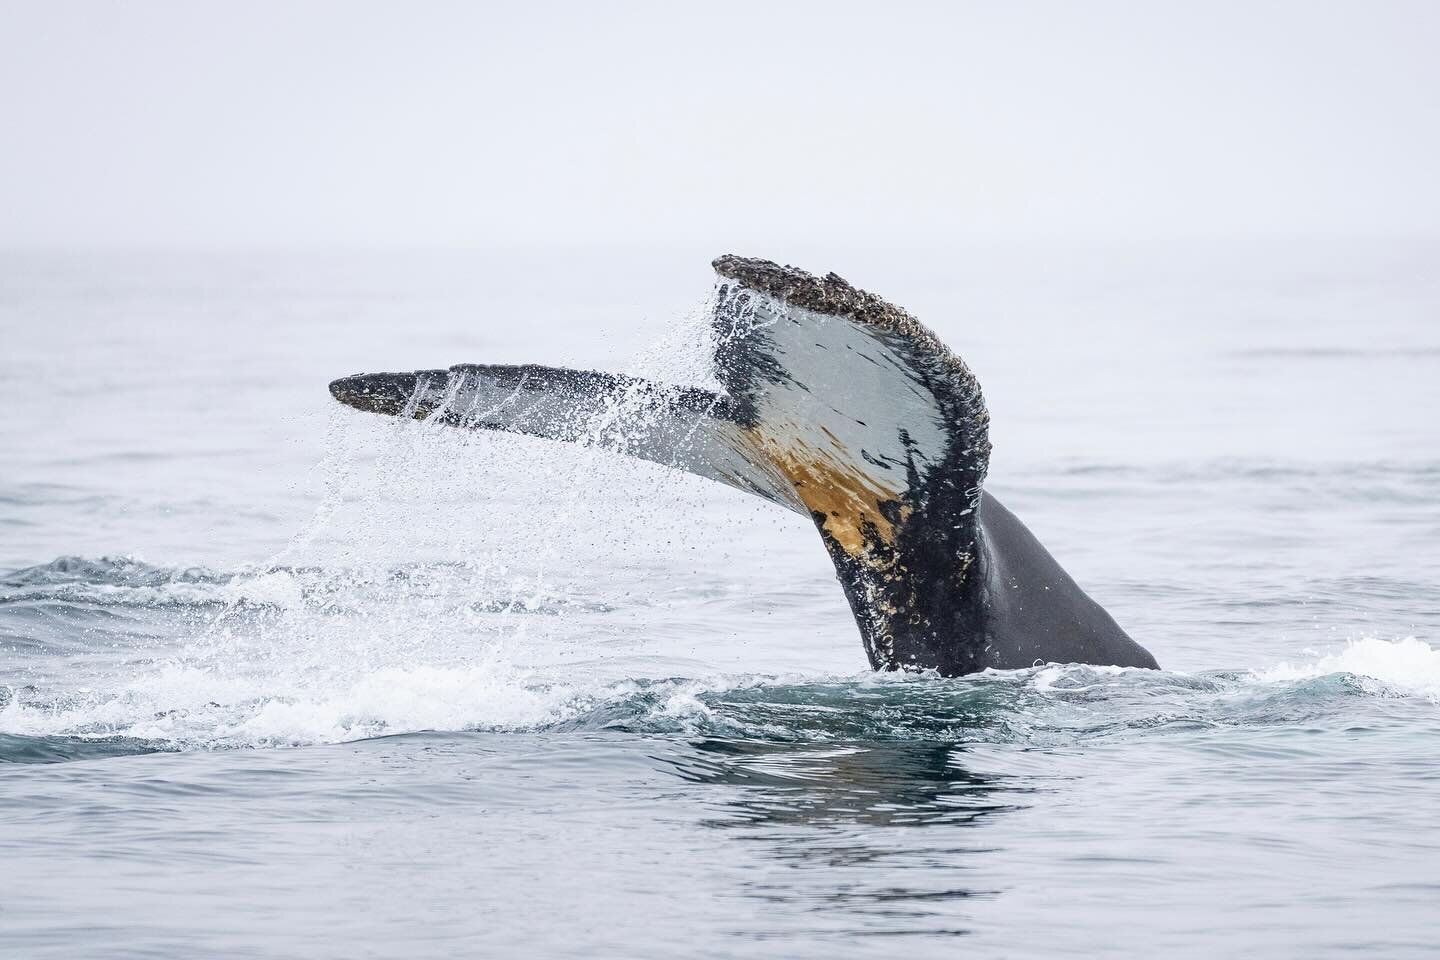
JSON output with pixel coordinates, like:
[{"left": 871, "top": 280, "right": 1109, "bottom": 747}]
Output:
[{"left": 2, "top": 242, "right": 1438, "bottom": 958}]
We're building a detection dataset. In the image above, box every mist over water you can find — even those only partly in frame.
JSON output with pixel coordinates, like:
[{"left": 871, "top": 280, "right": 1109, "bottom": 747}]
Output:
[{"left": 2, "top": 244, "right": 1439, "bottom": 957}]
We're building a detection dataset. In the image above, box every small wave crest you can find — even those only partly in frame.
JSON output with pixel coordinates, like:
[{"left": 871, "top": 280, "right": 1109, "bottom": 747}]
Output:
[
  {"left": 0, "top": 555, "right": 232, "bottom": 609},
  {"left": 0, "top": 555, "right": 618, "bottom": 625},
  {"left": 1253, "top": 635, "right": 1440, "bottom": 701}
]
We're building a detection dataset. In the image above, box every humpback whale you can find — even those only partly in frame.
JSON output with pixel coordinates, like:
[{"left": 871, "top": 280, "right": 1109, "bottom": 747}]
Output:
[{"left": 329, "top": 255, "right": 1159, "bottom": 676}]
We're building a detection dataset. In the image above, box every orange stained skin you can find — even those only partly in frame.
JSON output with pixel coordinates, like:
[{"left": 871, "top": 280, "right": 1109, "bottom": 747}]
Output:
[{"left": 752, "top": 433, "right": 907, "bottom": 557}]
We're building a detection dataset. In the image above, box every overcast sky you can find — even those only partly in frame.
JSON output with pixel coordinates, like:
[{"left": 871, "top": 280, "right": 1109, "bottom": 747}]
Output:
[{"left": 1, "top": 1, "right": 1437, "bottom": 248}]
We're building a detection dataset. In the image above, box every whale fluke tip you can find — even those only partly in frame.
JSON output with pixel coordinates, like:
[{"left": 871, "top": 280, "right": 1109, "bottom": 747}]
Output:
[
  {"left": 328, "top": 376, "right": 354, "bottom": 401},
  {"left": 329, "top": 371, "right": 444, "bottom": 417}
]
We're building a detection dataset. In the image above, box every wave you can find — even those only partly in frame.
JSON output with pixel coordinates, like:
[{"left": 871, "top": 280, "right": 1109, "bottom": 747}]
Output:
[
  {"left": 3, "top": 554, "right": 1435, "bottom": 764},
  {"left": 0, "top": 555, "right": 614, "bottom": 617},
  {"left": 3, "top": 637, "right": 1436, "bottom": 763},
  {"left": 1252, "top": 635, "right": 1440, "bottom": 700}
]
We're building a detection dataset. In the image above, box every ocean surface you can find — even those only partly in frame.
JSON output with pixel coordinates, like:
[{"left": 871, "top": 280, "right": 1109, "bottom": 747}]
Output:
[{"left": 2, "top": 242, "right": 1438, "bottom": 958}]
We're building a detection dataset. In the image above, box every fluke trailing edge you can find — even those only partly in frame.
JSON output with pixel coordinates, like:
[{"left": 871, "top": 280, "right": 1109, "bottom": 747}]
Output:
[{"left": 329, "top": 255, "right": 1159, "bottom": 676}]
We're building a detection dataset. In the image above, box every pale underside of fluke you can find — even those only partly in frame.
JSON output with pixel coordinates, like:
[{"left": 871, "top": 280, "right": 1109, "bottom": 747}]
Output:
[{"left": 329, "top": 255, "right": 1156, "bottom": 676}]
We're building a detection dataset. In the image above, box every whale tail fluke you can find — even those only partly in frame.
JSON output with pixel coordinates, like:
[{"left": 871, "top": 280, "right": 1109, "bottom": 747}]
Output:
[{"left": 330, "top": 255, "right": 993, "bottom": 672}]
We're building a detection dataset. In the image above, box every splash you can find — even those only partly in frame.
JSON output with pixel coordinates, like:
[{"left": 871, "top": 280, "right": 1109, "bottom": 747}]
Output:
[
  {"left": 0, "top": 290, "right": 813, "bottom": 756},
  {"left": 1253, "top": 635, "right": 1440, "bottom": 701},
  {"left": 5, "top": 623, "right": 1439, "bottom": 759}
]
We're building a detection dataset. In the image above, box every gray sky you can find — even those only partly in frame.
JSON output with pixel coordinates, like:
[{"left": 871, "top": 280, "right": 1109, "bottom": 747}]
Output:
[{"left": 2, "top": 0, "right": 1437, "bottom": 248}]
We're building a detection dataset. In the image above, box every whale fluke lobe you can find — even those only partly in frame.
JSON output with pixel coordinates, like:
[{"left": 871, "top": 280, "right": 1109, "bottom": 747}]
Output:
[
  {"left": 329, "top": 363, "right": 805, "bottom": 510},
  {"left": 706, "top": 257, "right": 994, "bottom": 673},
  {"left": 328, "top": 255, "right": 1159, "bottom": 675}
]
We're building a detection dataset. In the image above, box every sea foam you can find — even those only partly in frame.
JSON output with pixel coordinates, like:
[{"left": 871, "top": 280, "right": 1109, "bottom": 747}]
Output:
[{"left": 1254, "top": 635, "right": 1440, "bottom": 701}]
